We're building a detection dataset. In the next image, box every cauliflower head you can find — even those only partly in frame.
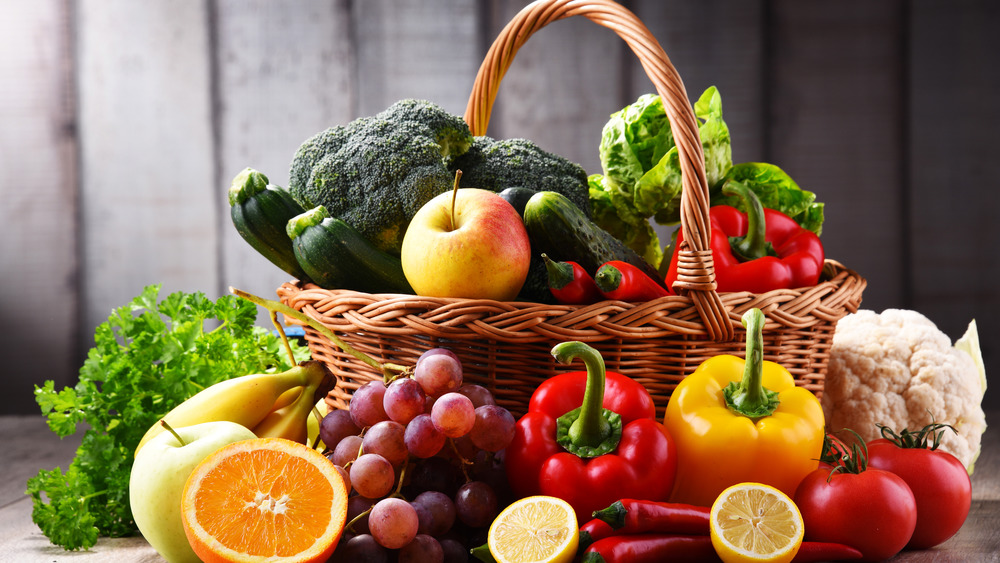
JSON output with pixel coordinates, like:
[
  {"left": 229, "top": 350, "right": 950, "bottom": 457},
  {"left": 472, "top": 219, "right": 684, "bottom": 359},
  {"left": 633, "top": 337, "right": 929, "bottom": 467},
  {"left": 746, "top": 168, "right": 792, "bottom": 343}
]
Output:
[{"left": 822, "top": 309, "right": 987, "bottom": 472}]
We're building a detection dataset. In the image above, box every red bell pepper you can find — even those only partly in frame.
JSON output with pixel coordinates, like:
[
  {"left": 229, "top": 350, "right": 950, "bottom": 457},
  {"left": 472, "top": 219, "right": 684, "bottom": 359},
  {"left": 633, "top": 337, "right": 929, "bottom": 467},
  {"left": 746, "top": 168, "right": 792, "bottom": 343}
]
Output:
[
  {"left": 664, "top": 182, "right": 824, "bottom": 294},
  {"left": 594, "top": 261, "right": 670, "bottom": 302},
  {"left": 504, "top": 341, "right": 677, "bottom": 523},
  {"left": 542, "top": 253, "right": 603, "bottom": 304}
]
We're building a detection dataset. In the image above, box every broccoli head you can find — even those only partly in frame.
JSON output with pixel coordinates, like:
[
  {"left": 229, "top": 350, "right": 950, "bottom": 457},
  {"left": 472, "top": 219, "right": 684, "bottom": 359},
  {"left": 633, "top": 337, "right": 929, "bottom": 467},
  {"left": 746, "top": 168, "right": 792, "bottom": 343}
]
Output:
[
  {"left": 450, "top": 136, "right": 591, "bottom": 216},
  {"left": 287, "top": 99, "right": 474, "bottom": 255}
]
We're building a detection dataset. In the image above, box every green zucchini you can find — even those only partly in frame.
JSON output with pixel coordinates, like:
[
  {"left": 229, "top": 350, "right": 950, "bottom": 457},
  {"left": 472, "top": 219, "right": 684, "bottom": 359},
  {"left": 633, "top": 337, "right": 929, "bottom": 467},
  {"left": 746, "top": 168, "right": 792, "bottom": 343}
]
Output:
[
  {"left": 523, "top": 191, "right": 664, "bottom": 287},
  {"left": 228, "top": 168, "right": 310, "bottom": 281},
  {"left": 287, "top": 206, "right": 413, "bottom": 294}
]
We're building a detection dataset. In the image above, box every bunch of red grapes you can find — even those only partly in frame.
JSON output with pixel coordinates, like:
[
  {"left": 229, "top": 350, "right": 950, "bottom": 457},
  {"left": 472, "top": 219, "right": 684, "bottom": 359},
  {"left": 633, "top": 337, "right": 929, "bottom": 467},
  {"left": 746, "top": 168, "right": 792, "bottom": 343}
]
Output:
[{"left": 322, "top": 348, "right": 517, "bottom": 562}]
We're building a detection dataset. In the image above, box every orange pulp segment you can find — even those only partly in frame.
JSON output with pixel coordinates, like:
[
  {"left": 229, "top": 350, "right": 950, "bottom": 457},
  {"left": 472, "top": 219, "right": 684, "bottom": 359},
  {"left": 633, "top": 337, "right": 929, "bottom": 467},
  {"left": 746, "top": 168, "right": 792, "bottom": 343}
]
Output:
[{"left": 181, "top": 437, "right": 348, "bottom": 563}]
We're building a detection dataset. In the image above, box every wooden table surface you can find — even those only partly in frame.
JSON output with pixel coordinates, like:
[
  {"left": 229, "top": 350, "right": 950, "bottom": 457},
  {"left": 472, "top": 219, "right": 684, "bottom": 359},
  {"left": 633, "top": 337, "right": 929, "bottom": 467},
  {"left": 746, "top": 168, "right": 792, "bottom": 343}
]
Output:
[{"left": 2, "top": 411, "right": 997, "bottom": 562}]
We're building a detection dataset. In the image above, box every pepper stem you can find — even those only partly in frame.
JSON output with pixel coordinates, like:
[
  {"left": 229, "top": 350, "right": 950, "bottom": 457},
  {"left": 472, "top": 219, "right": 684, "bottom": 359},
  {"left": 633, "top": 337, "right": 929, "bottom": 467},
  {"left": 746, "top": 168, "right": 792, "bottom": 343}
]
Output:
[
  {"left": 551, "top": 341, "right": 622, "bottom": 458},
  {"left": 541, "top": 254, "right": 573, "bottom": 291},
  {"left": 723, "top": 309, "right": 780, "bottom": 419},
  {"left": 723, "top": 182, "right": 776, "bottom": 262}
]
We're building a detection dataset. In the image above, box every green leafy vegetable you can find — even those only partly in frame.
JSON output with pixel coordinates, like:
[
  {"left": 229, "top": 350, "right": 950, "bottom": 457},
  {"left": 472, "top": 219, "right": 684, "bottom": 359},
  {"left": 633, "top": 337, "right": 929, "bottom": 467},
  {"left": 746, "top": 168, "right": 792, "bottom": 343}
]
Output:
[
  {"left": 712, "top": 163, "right": 824, "bottom": 236},
  {"left": 26, "top": 285, "right": 309, "bottom": 550},
  {"left": 590, "top": 87, "right": 733, "bottom": 267},
  {"left": 589, "top": 86, "right": 825, "bottom": 268}
]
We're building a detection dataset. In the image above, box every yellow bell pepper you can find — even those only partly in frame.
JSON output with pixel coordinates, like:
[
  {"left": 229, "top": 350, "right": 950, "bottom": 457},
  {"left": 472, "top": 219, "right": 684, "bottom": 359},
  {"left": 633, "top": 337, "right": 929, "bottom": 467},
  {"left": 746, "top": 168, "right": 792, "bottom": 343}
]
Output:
[{"left": 663, "top": 308, "right": 825, "bottom": 507}]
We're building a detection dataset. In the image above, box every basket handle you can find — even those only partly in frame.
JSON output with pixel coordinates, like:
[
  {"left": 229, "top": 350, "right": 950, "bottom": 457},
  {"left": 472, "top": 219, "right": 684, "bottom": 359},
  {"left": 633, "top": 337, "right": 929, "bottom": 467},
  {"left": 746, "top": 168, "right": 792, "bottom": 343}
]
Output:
[{"left": 464, "top": 0, "right": 734, "bottom": 341}]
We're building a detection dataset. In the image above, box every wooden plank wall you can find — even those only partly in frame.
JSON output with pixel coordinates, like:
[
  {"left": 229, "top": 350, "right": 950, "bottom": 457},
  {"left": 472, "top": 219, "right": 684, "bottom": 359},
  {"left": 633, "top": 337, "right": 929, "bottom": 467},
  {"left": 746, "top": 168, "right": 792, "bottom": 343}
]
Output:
[{"left": 1, "top": 0, "right": 997, "bottom": 414}]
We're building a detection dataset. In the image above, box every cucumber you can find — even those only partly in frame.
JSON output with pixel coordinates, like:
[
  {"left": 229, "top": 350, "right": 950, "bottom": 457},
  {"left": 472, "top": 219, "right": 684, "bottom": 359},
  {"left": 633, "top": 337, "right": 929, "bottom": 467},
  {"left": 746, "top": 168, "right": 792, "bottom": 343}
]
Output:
[
  {"left": 497, "top": 186, "right": 555, "bottom": 303},
  {"left": 287, "top": 206, "right": 413, "bottom": 294},
  {"left": 523, "top": 191, "right": 664, "bottom": 287},
  {"left": 228, "top": 168, "right": 311, "bottom": 281}
]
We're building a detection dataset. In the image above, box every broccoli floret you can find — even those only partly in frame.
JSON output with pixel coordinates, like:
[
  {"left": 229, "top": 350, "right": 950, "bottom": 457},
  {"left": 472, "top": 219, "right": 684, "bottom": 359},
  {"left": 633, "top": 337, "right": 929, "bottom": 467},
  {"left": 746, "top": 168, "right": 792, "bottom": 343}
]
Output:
[
  {"left": 287, "top": 99, "right": 474, "bottom": 255},
  {"left": 450, "top": 136, "right": 591, "bottom": 216}
]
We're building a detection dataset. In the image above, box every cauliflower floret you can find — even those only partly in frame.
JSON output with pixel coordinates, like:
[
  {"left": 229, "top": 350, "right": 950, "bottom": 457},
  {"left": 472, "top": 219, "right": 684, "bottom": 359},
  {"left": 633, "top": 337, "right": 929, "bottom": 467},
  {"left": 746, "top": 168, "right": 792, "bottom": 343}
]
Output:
[{"left": 822, "top": 309, "right": 987, "bottom": 472}]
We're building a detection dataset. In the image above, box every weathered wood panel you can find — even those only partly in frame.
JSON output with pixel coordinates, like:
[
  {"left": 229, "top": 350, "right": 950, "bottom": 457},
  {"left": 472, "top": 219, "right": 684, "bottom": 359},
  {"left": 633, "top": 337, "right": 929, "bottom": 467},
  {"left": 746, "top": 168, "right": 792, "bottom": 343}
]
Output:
[
  {"left": 768, "top": 1, "right": 906, "bottom": 314},
  {"left": 909, "top": 0, "right": 1000, "bottom": 361},
  {"left": 216, "top": 0, "right": 355, "bottom": 310},
  {"left": 484, "top": 0, "right": 625, "bottom": 175},
  {"left": 631, "top": 0, "right": 767, "bottom": 163},
  {"left": 0, "top": 0, "right": 78, "bottom": 414},
  {"left": 353, "top": 0, "right": 482, "bottom": 119},
  {"left": 76, "top": 0, "right": 218, "bottom": 338}
]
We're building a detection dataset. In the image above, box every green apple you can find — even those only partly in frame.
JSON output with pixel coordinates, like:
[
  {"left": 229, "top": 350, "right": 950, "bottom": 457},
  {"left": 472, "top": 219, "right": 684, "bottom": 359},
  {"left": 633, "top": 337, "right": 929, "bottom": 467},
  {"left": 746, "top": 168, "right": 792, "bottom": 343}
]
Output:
[
  {"left": 401, "top": 186, "right": 531, "bottom": 300},
  {"left": 129, "top": 420, "right": 255, "bottom": 563}
]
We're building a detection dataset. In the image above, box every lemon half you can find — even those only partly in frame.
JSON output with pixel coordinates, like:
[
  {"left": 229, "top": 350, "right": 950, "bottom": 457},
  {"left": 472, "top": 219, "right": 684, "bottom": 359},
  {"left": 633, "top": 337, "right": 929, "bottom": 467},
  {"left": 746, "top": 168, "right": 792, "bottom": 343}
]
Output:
[
  {"left": 488, "top": 495, "right": 579, "bottom": 563},
  {"left": 710, "top": 482, "right": 804, "bottom": 563}
]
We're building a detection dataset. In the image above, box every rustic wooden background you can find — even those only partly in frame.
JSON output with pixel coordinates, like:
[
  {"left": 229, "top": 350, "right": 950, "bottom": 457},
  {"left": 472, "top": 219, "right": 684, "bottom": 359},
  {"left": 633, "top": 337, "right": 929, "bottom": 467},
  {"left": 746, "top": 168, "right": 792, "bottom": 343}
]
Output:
[{"left": 2, "top": 0, "right": 996, "bottom": 415}]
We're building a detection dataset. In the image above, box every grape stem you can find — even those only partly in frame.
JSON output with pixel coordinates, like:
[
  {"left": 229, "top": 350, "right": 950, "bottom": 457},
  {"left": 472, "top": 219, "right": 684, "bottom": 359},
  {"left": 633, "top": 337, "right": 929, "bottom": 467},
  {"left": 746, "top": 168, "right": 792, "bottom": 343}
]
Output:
[
  {"left": 344, "top": 508, "right": 370, "bottom": 534},
  {"left": 393, "top": 460, "right": 410, "bottom": 497},
  {"left": 342, "top": 462, "right": 411, "bottom": 534},
  {"left": 230, "top": 287, "right": 410, "bottom": 380},
  {"left": 447, "top": 438, "right": 475, "bottom": 482}
]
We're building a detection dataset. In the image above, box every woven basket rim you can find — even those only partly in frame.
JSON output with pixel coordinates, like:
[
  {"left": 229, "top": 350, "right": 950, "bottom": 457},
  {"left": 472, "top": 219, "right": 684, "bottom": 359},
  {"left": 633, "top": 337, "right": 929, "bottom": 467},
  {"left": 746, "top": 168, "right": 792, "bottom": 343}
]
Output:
[{"left": 278, "top": 260, "right": 866, "bottom": 343}]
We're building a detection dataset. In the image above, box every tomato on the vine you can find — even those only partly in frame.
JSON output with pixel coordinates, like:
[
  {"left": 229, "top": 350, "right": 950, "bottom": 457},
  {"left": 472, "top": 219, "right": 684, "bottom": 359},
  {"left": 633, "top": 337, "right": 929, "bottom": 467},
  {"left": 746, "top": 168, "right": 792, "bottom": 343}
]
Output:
[
  {"left": 793, "top": 432, "right": 917, "bottom": 562},
  {"left": 867, "top": 422, "right": 972, "bottom": 550},
  {"left": 817, "top": 432, "right": 850, "bottom": 470}
]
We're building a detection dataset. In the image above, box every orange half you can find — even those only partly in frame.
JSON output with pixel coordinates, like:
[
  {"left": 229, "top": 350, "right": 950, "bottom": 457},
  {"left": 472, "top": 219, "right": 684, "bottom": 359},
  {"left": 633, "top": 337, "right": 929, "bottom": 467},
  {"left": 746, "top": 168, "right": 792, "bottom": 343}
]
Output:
[{"left": 181, "top": 437, "right": 349, "bottom": 563}]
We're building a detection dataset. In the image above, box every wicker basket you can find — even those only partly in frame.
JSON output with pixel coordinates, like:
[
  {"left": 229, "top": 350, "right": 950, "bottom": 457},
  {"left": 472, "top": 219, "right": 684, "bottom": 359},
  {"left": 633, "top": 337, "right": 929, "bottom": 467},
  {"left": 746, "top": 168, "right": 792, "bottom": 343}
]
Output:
[{"left": 278, "top": 0, "right": 866, "bottom": 418}]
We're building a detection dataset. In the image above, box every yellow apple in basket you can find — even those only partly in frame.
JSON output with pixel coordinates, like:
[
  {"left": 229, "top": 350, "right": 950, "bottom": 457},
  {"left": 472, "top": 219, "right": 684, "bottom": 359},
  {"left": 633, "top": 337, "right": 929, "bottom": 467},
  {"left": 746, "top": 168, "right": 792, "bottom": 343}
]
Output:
[{"left": 401, "top": 180, "right": 530, "bottom": 301}]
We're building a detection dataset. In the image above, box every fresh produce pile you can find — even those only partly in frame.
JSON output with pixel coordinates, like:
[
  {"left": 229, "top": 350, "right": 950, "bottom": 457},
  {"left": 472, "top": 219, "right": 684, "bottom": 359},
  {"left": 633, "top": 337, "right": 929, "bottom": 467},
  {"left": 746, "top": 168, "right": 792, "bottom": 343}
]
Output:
[
  {"left": 230, "top": 89, "right": 830, "bottom": 305},
  {"left": 26, "top": 85, "right": 988, "bottom": 563}
]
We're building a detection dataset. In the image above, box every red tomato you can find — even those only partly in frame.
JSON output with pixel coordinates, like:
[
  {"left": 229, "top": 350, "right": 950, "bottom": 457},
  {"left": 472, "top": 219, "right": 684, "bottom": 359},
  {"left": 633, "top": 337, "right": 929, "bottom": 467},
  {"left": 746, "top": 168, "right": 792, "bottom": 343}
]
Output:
[
  {"left": 794, "top": 466, "right": 917, "bottom": 562},
  {"left": 867, "top": 437, "right": 972, "bottom": 549}
]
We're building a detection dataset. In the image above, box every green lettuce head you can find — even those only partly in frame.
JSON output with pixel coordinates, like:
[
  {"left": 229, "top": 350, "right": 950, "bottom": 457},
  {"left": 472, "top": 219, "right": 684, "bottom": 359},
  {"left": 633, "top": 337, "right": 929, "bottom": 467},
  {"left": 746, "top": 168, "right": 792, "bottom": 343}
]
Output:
[{"left": 590, "top": 87, "right": 733, "bottom": 267}]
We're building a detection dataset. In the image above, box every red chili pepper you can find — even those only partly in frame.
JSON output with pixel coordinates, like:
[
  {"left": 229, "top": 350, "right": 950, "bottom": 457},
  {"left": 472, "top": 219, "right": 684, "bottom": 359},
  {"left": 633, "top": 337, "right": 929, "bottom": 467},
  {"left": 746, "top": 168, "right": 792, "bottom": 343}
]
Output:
[
  {"left": 793, "top": 542, "right": 864, "bottom": 562},
  {"left": 542, "top": 253, "right": 602, "bottom": 304},
  {"left": 594, "top": 261, "right": 669, "bottom": 301},
  {"left": 504, "top": 341, "right": 676, "bottom": 523},
  {"left": 579, "top": 518, "right": 616, "bottom": 551},
  {"left": 581, "top": 534, "right": 720, "bottom": 563},
  {"left": 592, "top": 499, "right": 709, "bottom": 536},
  {"left": 664, "top": 182, "right": 824, "bottom": 294}
]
